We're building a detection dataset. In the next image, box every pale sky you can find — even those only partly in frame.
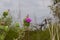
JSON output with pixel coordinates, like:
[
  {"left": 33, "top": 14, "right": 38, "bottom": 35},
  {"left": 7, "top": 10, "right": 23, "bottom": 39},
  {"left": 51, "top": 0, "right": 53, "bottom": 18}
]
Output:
[{"left": 0, "top": 0, "right": 53, "bottom": 24}]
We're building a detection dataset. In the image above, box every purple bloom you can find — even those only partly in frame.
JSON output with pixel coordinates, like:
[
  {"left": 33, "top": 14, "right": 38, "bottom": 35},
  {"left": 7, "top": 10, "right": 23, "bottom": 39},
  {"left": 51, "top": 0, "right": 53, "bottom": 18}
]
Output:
[{"left": 25, "top": 18, "right": 31, "bottom": 23}]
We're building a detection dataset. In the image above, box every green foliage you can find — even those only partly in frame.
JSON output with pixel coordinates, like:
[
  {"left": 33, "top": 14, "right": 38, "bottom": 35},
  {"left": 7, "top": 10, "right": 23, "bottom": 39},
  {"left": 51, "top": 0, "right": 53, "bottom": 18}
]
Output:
[
  {"left": 0, "top": 10, "right": 25, "bottom": 40},
  {"left": 4, "top": 17, "right": 12, "bottom": 26},
  {"left": 0, "top": 25, "right": 9, "bottom": 32},
  {"left": 0, "top": 33, "right": 5, "bottom": 40},
  {"left": 23, "top": 19, "right": 30, "bottom": 27},
  {"left": 15, "top": 22, "right": 20, "bottom": 27},
  {"left": 0, "top": 13, "right": 12, "bottom": 26},
  {"left": 4, "top": 27, "right": 19, "bottom": 40},
  {"left": 3, "top": 11, "right": 8, "bottom": 17},
  {"left": 4, "top": 25, "right": 26, "bottom": 40},
  {"left": 0, "top": 25, "right": 8, "bottom": 40},
  {"left": 23, "top": 29, "right": 50, "bottom": 40},
  {"left": 1, "top": 10, "right": 60, "bottom": 40}
]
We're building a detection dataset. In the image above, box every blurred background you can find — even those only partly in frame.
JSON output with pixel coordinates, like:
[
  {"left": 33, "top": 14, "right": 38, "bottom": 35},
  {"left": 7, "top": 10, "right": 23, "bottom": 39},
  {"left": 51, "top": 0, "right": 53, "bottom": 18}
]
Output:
[{"left": 0, "top": 0, "right": 53, "bottom": 25}]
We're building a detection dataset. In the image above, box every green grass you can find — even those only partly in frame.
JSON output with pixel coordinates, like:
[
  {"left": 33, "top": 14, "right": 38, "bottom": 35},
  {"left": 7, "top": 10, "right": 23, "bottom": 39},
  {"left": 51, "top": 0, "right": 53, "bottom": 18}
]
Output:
[{"left": 24, "top": 29, "right": 50, "bottom": 40}]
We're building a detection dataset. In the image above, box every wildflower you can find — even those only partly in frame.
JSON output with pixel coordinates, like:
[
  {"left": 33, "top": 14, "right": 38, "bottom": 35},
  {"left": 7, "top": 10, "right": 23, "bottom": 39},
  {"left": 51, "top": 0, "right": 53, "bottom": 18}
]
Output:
[
  {"left": 25, "top": 17, "right": 31, "bottom": 23},
  {"left": 23, "top": 15, "right": 32, "bottom": 27}
]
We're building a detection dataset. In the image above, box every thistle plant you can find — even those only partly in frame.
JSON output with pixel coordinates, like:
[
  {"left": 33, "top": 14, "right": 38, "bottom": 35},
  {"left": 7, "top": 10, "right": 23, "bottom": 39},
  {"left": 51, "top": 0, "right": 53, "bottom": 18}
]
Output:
[
  {"left": 3, "top": 10, "right": 8, "bottom": 18},
  {"left": 23, "top": 15, "right": 31, "bottom": 30}
]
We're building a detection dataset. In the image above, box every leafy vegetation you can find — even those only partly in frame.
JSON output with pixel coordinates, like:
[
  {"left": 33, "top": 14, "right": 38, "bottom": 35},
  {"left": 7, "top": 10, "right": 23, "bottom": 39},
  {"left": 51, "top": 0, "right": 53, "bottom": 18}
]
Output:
[
  {"left": 0, "top": 10, "right": 25, "bottom": 40},
  {"left": 0, "top": 5, "right": 60, "bottom": 40}
]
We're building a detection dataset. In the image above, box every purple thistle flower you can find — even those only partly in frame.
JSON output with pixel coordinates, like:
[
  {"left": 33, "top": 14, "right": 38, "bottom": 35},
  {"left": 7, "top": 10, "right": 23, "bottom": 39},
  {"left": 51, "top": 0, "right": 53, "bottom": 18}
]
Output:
[{"left": 25, "top": 18, "right": 31, "bottom": 23}]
